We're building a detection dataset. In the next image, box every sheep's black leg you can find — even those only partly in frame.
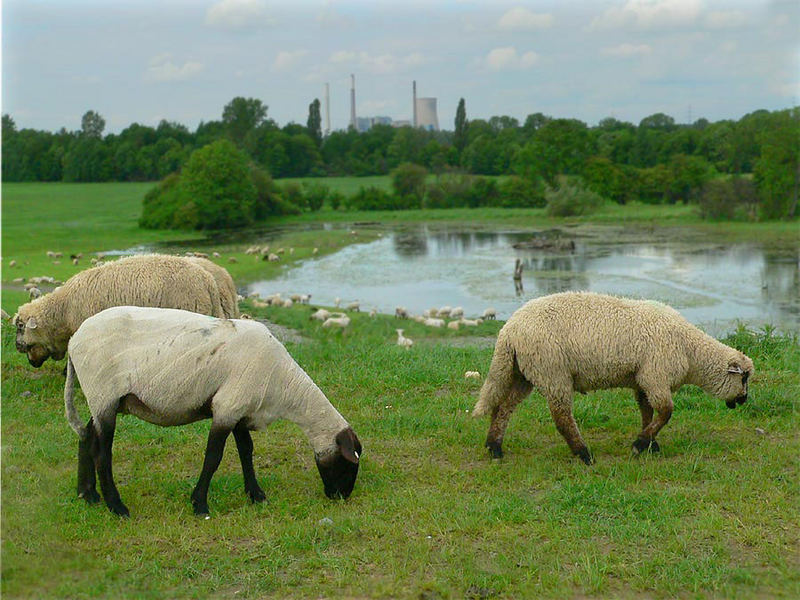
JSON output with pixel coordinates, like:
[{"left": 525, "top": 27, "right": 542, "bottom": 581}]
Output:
[
  {"left": 232, "top": 421, "right": 266, "bottom": 504},
  {"left": 93, "top": 414, "right": 129, "bottom": 517},
  {"left": 547, "top": 392, "right": 593, "bottom": 465},
  {"left": 635, "top": 390, "right": 654, "bottom": 432},
  {"left": 632, "top": 395, "right": 672, "bottom": 455},
  {"left": 191, "top": 425, "right": 231, "bottom": 516},
  {"left": 485, "top": 367, "right": 532, "bottom": 459},
  {"left": 77, "top": 417, "right": 100, "bottom": 504}
]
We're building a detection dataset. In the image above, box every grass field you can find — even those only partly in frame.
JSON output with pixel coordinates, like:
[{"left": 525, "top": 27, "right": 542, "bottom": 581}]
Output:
[{"left": 2, "top": 182, "right": 800, "bottom": 598}]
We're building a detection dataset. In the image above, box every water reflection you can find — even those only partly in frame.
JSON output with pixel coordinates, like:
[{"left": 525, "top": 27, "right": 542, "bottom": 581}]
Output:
[{"left": 248, "top": 225, "right": 800, "bottom": 335}]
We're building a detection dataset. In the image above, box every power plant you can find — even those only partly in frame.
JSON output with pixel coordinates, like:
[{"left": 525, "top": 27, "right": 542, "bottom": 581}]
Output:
[{"left": 332, "top": 76, "right": 439, "bottom": 133}]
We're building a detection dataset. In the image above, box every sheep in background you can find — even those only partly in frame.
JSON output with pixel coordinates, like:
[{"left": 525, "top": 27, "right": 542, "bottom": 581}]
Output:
[
  {"left": 438, "top": 306, "right": 452, "bottom": 318},
  {"left": 424, "top": 318, "right": 445, "bottom": 328},
  {"left": 451, "top": 307, "right": 464, "bottom": 319},
  {"left": 345, "top": 301, "right": 360, "bottom": 312},
  {"left": 396, "top": 329, "right": 413, "bottom": 349},
  {"left": 228, "top": 257, "right": 238, "bottom": 264},
  {"left": 473, "top": 292, "right": 753, "bottom": 464},
  {"left": 64, "top": 306, "right": 362, "bottom": 516},
  {"left": 369, "top": 308, "right": 377, "bottom": 317},
  {"left": 9, "top": 260, "right": 17, "bottom": 268},
  {"left": 312, "top": 247, "right": 319, "bottom": 255},
  {"left": 460, "top": 318, "right": 484, "bottom": 327},
  {"left": 447, "top": 320, "right": 460, "bottom": 331},
  {"left": 267, "top": 253, "right": 280, "bottom": 262},
  {"left": 311, "top": 308, "right": 331, "bottom": 321},
  {"left": 300, "top": 294, "right": 311, "bottom": 304},
  {"left": 290, "top": 294, "right": 302, "bottom": 302},
  {"left": 482, "top": 307, "right": 497, "bottom": 320},
  {"left": 29, "top": 287, "right": 42, "bottom": 300},
  {"left": 465, "top": 371, "right": 481, "bottom": 380},
  {"left": 187, "top": 257, "right": 239, "bottom": 318},
  {"left": 13, "top": 255, "right": 226, "bottom": 368},
  {"left": 412, "top": 315, "right": 426, "bottom": 324},
  {"left": 395, "top": 306, "right": 409, "bottom": 319},
  {"left": 322, "top": 316, "right": 351, "bottom": 329},
  {"left": 282, "top": 299, "right": 294, "bottom": 308},
  {"left": 426, "top": 308, "right": 439, "bottom": 318}
]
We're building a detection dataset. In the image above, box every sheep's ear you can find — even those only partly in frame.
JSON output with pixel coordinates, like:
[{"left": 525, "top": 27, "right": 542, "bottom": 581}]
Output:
[
  {"left": 336, "top": 428, "right": 360, "bottom": 464},
  {"left": 26, "top": 317, "right": 38, "bottom": 329},
  {"left": 727, "top": 363, "right": 743, "bottom": 374},
  {"left": 12, "top": 314, "right": 20, "bottom": 326}
]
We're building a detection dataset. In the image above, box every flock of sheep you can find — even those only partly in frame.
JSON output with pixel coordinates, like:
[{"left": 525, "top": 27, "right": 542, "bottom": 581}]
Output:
[{"left": 7, "top": 252, "right": 754, "bottom": 517}]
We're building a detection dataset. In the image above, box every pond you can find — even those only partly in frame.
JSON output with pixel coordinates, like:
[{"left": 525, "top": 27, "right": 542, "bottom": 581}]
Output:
[{"left": 247, "top": 224, "right": 800, "bottom": 336}]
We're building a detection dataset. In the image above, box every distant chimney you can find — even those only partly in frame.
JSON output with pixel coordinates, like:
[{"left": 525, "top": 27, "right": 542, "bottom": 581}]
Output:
[
  {"left": 350, "top": 74, "right": 357, "bottom": 130},
  {"left": 324, "top": 82, "right": 331, "bottom": 136},
  {"left": 413, "top": 80, "right": 418, "bottom": 128}
]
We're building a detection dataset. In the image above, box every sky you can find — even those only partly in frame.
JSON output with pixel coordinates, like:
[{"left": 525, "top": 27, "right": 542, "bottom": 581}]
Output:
[{"left": 2, "top": 0, "right": 799, "bottom": 134}]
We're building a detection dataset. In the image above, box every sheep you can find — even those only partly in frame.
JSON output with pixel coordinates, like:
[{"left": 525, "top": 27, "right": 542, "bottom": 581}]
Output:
[
  {"left": 427, "top": 307, "right": 439, "bottom": 318},
  {"left": 63, "top": 306, "right": 362, "bottom": 516},
  {"left": 412, "top": 315, "right": 426, "bottom": 324},
  {"left": 13, "top": 254, "right": 227, "bottom": 368},
  {"left": 312, "top": 247, "right": 319, "bottom": 255},
  {"left": 424, "top": 318, "right": 445, "bottom": 328},
  {"left": 482, "top": 307, "right": 497, "bottom": 320},
  {"left": 267, "top": 253, "right": 280, "bottom": 262},
  {"left": 245, "top": 246, "right": 259, "bottom": 255},
  {"left": 299, "top": 294, "right": 311, "bottom": 304},
  {"left": 396, "top": 328, "right": 413, "bottom": 349},
  {"left": 447, "top": 320, "right": 460, "bottom": 331},
  {"left": 472, "top": 292, "right": 754, "bottom": 465},
  {"left": 9, "top": 260, "right": 17, "bottom": 268},
  {"left": 29, "top": 287, "right": 42, "bottom": 300},
  {"left": 13, "top": 277, "right": 25, "bottom": 284},
  {"left": 186, "top": 257, "right": 240, "bottom": 318},
  {"left": 311, "top": 308, "right": 332, "bottom": 321},
  {"left": 460, "top": 318, "right": 484, "bottom": 327},
  {"left": 264, "top": 293, "right": 282, "bottom": 305},
  {"left": 345, "top": 301, "right": 360, "bottom": 312},
  {"left": 369, "top": 308, "right": 377, "bottom": 317},
  {"left": 438, "top": 306, "right": 452, "bottom": 318},
  {"left": 212, "top": 252, "right": 221, "bottom": 258},
  {"left": 322, "top": 316, "right": 350, "bottom": 329},
  {"left": 228, "top": 257, "right": 238, "bottom": 264},
  {"left": 465, "top": 371, "right": 481, "bottom": 380},
  {"left": 282, "top": 299, "right": 294, "bottom": 308},
  {"left": 451, "top": 307, "right": 464, "bottom": 318},
  {"left": 395, "top": 306, "right": 409, "bottom": 319},
  {"left": 290, "top": 294, "right": 302, "bottom": 302}
]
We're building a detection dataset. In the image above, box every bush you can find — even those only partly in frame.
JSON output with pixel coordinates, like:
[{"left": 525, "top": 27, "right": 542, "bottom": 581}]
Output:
[
  {"left": 496, "top": 176, "right": 546, "bottom": 208},
  {"left": 344, "top": 186, "right": 395, "bottom": 211},
  {"left": 696, "top": 176, "right": 757, "bottom": 220},
  {"left": 328, "top": 190, "right": 344, "bottom": 211},
  {"left": 464, "top": 177, "right": 499, "bottom": 208},
  {"left": 139, "top": 173, "right": 188, "bottom": 229},
  {"left": 391, "top": 163, "right": 427, "bottom": 204},
  {"left": 180, "top": 139, "right": 256, "bottom": 229},
  {"left": 545, "top": 180, "right": 604, "bottom": 216},
  {"left": 302, "top": 182, "right": 330, "bottom": 211},
  {"left": 425, "top": 174, "right": 473, "bottom": 208},
  {"left": 251, "top": 166, "right": 300, "bottom": 218}
]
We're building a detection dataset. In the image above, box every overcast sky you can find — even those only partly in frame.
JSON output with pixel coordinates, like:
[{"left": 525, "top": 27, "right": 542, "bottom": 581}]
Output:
[{"left": 3, "top": 0, "right": 798, "bottom": 134}]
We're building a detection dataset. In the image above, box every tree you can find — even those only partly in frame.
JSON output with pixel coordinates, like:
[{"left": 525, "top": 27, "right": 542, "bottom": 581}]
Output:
[
  {"left": 222, "top": 97, "right": 267, "bottom": 146},
  {"left": 391, "top": 162, "right": 427, "bottom": 203},
  {"left": 754, "top": 108, "right": 800, "bottom": 219},
  {"left": 307, "top": 98, "right": 322, "bottom": 146},
  {"left": 454, "top": 98, "right": 468, "bottom": 153},
  {"left": 81, "top": 110, "right": 106, "bottom": 138}
]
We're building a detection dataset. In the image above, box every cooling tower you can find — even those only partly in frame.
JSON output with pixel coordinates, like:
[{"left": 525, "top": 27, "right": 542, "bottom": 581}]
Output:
[{"left": 415, "top": 97, "right": 439, "bottom": 131}]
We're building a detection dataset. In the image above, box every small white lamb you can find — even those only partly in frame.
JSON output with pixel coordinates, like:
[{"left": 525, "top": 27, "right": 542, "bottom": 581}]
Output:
[{"left": 396, "top": 329, "right": 413, "bottom": 349}]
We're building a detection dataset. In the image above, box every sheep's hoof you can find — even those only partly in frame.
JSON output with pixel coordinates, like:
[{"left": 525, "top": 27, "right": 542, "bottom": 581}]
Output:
[
  {"left": 486, "top": 441, "right": 503, "bottom": 459},
  {"left": 108, "top": 502, "right": 130, "bottom": 518},
  {"left": 632, "top": 438, "right": 660, "bottom": 454},
  {"left": 248, "top": 487, "right": 267, "bottom": 503},
  {"left": 79, "top": 488, "right": 101, "bottom": 504},
  {"left": 576, "top": 447, "right": 594, "bottom": 466}
]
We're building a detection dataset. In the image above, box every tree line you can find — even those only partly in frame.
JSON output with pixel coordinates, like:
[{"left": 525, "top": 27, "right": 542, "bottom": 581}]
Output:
[{"left": 3, "top": 97, "right": 798, "bottom": 219}]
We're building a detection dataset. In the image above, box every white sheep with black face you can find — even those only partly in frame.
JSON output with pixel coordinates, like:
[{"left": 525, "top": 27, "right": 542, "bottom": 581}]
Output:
[
  {"left": 473, "top": 292, "right": 754, "bottom": 464},
  {"left": 64, "top": 306, "right": 362, "bottom": 517}
]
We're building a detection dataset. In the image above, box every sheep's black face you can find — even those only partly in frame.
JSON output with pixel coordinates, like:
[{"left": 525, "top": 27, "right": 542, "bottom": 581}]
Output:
[
  {"left": 315, "top": 427, "right": 362, "bottom": 499},
  {"left": 723, "top": 360, "right": 752, "bottom": 409}
]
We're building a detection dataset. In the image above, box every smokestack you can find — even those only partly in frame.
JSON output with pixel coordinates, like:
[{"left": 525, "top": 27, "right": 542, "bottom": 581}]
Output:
[
  {"left": 324, "top": 82, "right": 331, "bottom": 136},
  {"left": 350, "top": 74, "right": 357, "bottom": 131},
  {"left": 413, "top": 80, "right": 418, "bottom": 128}
]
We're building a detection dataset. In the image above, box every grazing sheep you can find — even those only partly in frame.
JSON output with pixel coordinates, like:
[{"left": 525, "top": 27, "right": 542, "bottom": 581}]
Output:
[
  {"left": 396, "top": 329, "right": 413, "bottom": 349},
  {"left": 465, "top": 371, "right": 481, "bottom": 380},
  {"left": 312, "top": 247, "right": 319, "bottom": 255},
  {"left": 438, "top": 306, "right": 452, "bottom": 318},
  {"left": 311, "top": 308, "right": 332, "bottom": 321},
  {"left": 290, "top": 294, "right": 302, "bottom": 302},
  {"left": 369, "top": 308, "right": 377, "bottom": 317},
  {"left": 29, "top": 287, "right": 42, "bottom": 300},
  {"left": 447, "top": 320, "right": 460, "bottom": 331},
  {"left": 460, "top": 318, "right": 484, "bottom": 327},
  {"left": 482, "top": 308, "right": 497, "bottom": 320},
  {"left": 228, "top": 257, "right": 238, "bottom": 264},
  {"left": 212, "top": 251, "right": 221, "bottom": 258},
  {"left": 64, "top": 306, "right": 362, "bottom": 516},
  {"left": 9, "top": 260, "right": 17, "bottom": 268},
  {"left": 451, "top": 307, "right": 464, "bottom": 319},
  {"left": 186, "top": 257, "right": 240, "bottom": 318},
  {"left": 424, "top": 318, "right": 445, "bottom": 328},
  {"left": 345, "top": 301, "right": 360, "bottom": 312},
  {"left": 395, "top": 306, "right": 409, "bottom": 319},
  {"left": 299, "top": 294, "right": 311, "bottom": 304},
  {"left": 412, "top": 315, "right": 426, "bottom": 324},
  {"left": 13, "top": 277, "right": 25, "bottom": 284},
  {"left": 282, "top": 299, "right": 294, "bottom": 308},
  {"left": 334, "top": 297, "right": 341, "bottom": 308},
  {"left": 13, "top": 255, "right": 227, "bottom": 368},
  {"left": 322, "top": 316, "right": 350, "bottom": 329},
  {"left": 472, "top": 292, "right": 754, "bottom": 464},
  {"left": 267, "top": 253, "right": 280, "bottom": 262}
]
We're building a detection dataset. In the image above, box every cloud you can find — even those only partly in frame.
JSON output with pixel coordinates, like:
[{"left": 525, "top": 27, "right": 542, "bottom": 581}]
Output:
[
  {"left": 205, "top": 0, "right": 274, "bottom": 30},
  {"left": 328, "top": 50, "right": 426, "bottom": 75},
  {"left": 602, "top": 43, "right": 653, "bottom": 57},
  {"left": 497, "top": 7, "right": 554, "bottom": 31},
  {"left": 272, "top": 50, "right": 308, "bottom": 72},
  {"left": 705, "top": 10, "right": 746, "bottom": 29},
  {"left": 591, "top": 0, "right": 701, "bottom": 31},
  {"left": 481, "top": 47, "right": 539, "bottom": 71},
  {"left": 145, "top": 54, "right": 204, "bottom": 83}
]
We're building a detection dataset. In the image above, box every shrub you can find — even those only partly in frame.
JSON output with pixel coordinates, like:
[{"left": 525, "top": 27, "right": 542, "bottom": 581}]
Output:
[
  {"left": 464, "top": 177, "right": 499, "bottom": 208},
  {"left": 344, "top": 186, "right": 394, "bottom": 211},
  {"left": 251, "top": 166, "right": 300, "bottom": 218},
  {"left": 328, "top": 190, "right": 344, "bottom": 211},
  {"left": 496, "top": 176, "right": 546, "bottom": 208},
  {"left": 696, "top": 176, "right": 757, "bottom": 221},
  {"left": 180, "top": 139, "right": 256, "bottom": 229},
  {"left": 545, "top": 180, "right": 604, "bottom": 216},
  {"left": 139, "top": 173, "right": 189, "bottom": 229},
  {"left": 391, "top": 163, "right": 428, "bottom": 204},
  {"left": 302, "top": 182, "right": 330, "bottom": 211},
  {"left": 425, "top": 174, "right": 473, "bottom": 208}
]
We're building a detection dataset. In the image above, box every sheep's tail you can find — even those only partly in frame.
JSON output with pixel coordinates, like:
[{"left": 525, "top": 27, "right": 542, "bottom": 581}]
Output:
[
  {"left": 472, "top": 333, "right": 516, "bottom": 418},
  {"left": 64, "top": 356, "right": 87, "bottom": 438}
]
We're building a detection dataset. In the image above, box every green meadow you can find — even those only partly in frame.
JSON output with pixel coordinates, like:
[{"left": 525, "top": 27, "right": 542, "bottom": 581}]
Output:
[{"left": 2, "top": 182, "right": 799, "bottom": 599}]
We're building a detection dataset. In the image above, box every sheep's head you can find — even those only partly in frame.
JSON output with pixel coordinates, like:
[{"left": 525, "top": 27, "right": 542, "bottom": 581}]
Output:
[
  {"left": 13, "top": 308, "right": 64, "bottom": 367},
  {"left": 718, "top": 352, "right": 754, "bottom": 409},
  {"left": 315, "top": 427, "right": 362, "bottom": 500}
]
